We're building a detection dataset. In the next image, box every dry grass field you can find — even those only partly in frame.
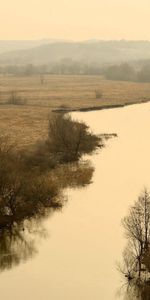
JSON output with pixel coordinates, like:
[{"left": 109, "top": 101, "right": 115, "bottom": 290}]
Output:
[{"left": 0, "top": 74, "right": 150, "bottom": 147}]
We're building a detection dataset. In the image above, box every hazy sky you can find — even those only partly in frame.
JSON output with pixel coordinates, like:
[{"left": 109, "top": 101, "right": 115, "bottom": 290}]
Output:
[{"left": 0, "top": 0, "right": 150, "bottom": 40}]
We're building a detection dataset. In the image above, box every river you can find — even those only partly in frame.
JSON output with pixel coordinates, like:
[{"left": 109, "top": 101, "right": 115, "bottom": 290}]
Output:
[{"left": 1, "top": 102, "right": 150, "bottom": 299}]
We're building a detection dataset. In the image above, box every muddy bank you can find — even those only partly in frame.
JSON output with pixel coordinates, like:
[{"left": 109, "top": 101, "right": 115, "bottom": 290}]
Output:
[{"left": 53, "top": 98, "right": 150, "bottom": 113}]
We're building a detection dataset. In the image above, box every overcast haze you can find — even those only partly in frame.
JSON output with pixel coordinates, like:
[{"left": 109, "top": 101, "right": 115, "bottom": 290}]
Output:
[{"left": 0, "top": 0, "right": 150, "bottom": 40}]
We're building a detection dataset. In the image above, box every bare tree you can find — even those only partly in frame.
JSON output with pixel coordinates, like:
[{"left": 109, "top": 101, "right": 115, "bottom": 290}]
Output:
[
  {"left": 121, "top": 189, "right": 150, "bottom": 279},
  {"left": 122, "top": 189, "right": 150, "bottom": 251}
]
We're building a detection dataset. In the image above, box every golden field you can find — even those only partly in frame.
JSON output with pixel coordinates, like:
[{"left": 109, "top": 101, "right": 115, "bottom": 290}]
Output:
[{"left": 0, "top": 74, "right": 150, "bottom": 147}]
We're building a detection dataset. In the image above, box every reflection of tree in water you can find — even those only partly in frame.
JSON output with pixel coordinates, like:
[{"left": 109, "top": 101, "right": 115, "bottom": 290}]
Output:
[
  {"left": 119, "top": 279, "right": 150, "bottom": 300},
  {"left": 0, "top": 218, "right": 48, "bottom": 272}
]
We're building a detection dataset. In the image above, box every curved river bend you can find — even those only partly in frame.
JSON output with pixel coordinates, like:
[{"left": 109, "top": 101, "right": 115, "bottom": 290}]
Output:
[{"left": 1, "top": 102, "right": 150, "bottom": 299}]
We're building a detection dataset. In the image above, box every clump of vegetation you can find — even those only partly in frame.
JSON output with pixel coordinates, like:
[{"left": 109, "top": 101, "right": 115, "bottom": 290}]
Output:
[
  {"left": 46, "top": 113, "right": 103, "bottom": 163},
  {"left": 95, "top": 90, "right": 103, "bottom": 99},
  {"left": 22, "top": 113, "right": 102, "bottom": 175},
  {"left": 0, "top": 114, "right": 102, "bottom": 228},
  {"left": 21, "top": 114, "right": 102, "bottom": 173},
  {"left": 7, "top": 91, "right": 27, "bottom": 105},
  {"left": 0, "top": 135, "right": 61, "bottom": 228}
]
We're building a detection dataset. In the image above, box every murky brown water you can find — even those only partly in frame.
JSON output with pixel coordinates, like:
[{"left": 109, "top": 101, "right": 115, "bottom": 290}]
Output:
[{"left": 1, "top": 102, "right": 150, "bottom": 299}]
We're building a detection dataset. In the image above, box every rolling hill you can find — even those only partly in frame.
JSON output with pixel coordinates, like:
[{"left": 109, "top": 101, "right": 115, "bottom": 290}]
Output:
[{"left": 0, "top": 40, "right": 150, "bottom": 65}]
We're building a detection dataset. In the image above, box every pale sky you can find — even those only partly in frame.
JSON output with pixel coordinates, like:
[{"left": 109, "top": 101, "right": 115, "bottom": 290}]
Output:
[{"left": 0, "top": 0, "right": 150, "bottom": 40}]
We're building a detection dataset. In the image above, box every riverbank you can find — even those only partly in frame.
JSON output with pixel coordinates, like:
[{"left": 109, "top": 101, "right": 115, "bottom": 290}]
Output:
[
  {"left": 53, "top": 97, "right": 150, "bottom": 113},
  {"left": 1, "top": 75, "right": 150, "bottom": 147}
]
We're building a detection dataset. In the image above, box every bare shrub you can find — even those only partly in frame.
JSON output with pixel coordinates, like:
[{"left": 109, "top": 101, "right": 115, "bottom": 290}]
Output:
[
  {"left": 95, "top": 90, "right": 103, "bottom": 99},
  {"left": 47, "top": 113, "right": 102, "bottom": 163},
  {"left": 40, "top": 74, "right": 45, "bottom": 85},
  {"left": 7, "top": 91, "right": 27, "bottom": 105}
]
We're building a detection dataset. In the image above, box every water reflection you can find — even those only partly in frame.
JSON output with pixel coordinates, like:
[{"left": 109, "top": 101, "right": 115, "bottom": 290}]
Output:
[
  {"left": 119, "top": 280, "right": 150, "bottom": 300},
  {"left": 0, "top": 219, "right": 47, "bottom": 272}
]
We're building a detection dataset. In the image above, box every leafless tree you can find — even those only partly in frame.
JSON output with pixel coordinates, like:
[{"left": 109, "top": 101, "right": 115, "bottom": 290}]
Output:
[{"left": 122, "top": 188, "right": 150, "bottom": 278}]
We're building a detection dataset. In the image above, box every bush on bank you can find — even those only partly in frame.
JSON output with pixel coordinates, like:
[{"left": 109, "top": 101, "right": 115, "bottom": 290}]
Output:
[{"left": 0, "top": 114, "right": 102, "bottom": 228}]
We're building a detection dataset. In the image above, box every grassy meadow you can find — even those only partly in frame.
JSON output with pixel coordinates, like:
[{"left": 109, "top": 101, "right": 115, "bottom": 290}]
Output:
[{"left": 0, "top": 74, "right": 150, "bottom": 147}]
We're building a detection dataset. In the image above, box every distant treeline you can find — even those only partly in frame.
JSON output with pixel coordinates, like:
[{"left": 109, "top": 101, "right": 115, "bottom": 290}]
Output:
[
  {"left": 0, "top": 60, "right": 104, "bottom": 76},
  {"left": 104, "top": 62, "right": 150, "bottom": 82},
  {"left": 1, "top": 60, "right": 150, "bottom": 82}
]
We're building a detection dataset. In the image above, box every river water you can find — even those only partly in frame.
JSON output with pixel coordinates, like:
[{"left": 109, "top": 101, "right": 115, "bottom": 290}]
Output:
[{"left": 1, "top": 102, "right": 150, "bottom": 299}]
